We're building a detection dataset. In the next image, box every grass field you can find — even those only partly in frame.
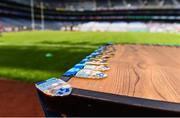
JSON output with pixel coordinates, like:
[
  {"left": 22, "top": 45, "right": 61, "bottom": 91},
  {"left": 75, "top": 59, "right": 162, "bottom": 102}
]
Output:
[{"left": 0, "top": 31, "right": 180, "bottom": 82}]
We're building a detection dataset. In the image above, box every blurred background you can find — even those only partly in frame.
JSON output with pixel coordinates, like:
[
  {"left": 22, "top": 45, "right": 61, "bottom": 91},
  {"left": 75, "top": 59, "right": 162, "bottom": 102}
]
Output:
[{"left": 1, "top": 0, "right": 180, "bottom": 32}]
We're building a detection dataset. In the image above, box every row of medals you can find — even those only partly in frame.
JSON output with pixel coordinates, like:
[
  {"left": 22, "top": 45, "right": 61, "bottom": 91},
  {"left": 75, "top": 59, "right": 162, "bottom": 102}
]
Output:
[{"left": 75, "top": 45, "right": 116, "bottom": 79}]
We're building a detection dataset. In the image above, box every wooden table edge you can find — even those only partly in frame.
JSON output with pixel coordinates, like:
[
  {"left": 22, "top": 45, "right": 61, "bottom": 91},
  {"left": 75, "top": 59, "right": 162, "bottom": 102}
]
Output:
[{"left": 60, "top": 76, "right": 180, "bottom": 113}]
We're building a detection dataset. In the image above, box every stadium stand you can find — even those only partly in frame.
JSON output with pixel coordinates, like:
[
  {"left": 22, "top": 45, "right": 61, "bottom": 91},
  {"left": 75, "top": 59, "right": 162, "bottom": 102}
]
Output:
[
  {"left": 6, "top": 0, "right": 180, "bottom": 10},
  {"left": 1, "top": 0, "right": 180, "bottom": 32}
]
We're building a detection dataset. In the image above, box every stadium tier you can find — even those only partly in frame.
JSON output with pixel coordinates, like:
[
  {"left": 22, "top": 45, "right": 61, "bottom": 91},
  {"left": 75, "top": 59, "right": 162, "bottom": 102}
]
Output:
[
  {"left": 5, "top": 0, "right": 180, "bottom": 10},
  {"left": 1, "top": 0, "right": 180, "bottom": 31}
]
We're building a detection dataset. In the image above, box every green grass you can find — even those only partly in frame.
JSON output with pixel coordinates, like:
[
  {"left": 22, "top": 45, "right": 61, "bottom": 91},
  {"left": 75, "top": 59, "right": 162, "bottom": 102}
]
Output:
[{"left": 0, "top": 31, "right": 180, "bottom": 83}]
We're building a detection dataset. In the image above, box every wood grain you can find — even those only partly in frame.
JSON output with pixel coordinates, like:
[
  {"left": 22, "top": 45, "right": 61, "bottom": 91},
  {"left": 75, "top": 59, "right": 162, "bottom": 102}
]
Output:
[{"left": 68, "top": 45, "right": 180, "bottom": 103}]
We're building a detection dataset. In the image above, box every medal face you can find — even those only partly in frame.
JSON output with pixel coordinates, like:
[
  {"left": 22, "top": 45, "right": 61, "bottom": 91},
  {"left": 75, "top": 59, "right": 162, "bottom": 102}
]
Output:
[
  {"left": 84, "top": 65, "right": 110, "bottom": 71},
  {"left": 35, "top": 78, "right": 72, "bottom": 97},
  {"left": 85, "top": 62, "right": 107, "bottom": 65},
  {"left": 75, "top": 69, "right": 107, "bottom": 79}
]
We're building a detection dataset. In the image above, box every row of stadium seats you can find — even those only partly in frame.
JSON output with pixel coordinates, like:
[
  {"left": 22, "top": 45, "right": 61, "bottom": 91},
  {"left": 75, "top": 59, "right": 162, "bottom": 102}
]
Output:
[
  {"left": 1, "top": 17, "right": 180, "bottom": 32},
  {"left": 1, "top": 0, "right": 180, "bottom": 23},
  {"left": 0, "top": 17, "right": 76, "bottom": 31},
  {"left": 6, "top": 0, "right": 180, "bottom": 11}
]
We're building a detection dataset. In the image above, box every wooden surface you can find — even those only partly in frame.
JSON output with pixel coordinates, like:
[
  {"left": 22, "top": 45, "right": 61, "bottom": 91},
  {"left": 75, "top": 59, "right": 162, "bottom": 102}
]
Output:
[{"left": 68, "top": 45, "right": 180, "bottom": 104}]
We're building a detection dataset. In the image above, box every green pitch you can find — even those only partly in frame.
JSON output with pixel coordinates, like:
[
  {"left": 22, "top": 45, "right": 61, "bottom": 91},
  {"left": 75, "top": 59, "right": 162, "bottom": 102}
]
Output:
[{"left": 0, "top": 31, "right": 180, "bottom": 82}]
